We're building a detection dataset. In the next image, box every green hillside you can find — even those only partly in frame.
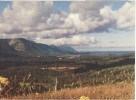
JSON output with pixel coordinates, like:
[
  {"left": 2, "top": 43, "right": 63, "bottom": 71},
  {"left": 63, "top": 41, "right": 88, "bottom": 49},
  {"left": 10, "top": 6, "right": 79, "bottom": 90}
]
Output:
[{"left": 0, "top": 64, "right": 134, "bottom": 96}]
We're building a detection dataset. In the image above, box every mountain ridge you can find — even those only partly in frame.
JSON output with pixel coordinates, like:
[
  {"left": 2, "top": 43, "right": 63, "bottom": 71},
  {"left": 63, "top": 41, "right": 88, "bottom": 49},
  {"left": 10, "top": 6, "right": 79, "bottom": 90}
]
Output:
[{"left": 0, "top": 38, "right": 78, "bottom": 57}]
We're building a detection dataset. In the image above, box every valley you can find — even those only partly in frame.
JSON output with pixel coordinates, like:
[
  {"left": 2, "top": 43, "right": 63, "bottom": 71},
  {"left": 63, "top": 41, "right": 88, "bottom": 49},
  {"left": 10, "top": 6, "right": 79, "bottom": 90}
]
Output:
[
  {"left": 0, "top": 51, "right": 134, "bottom": 99},
  {"left": 0, "top": 0, "right": 134, "bottom": 99}
]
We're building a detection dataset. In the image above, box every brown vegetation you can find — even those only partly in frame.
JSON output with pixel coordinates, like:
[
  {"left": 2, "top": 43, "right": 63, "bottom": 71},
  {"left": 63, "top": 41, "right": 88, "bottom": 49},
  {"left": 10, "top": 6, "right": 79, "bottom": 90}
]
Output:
[
  {"left": 8, "top": 81, "right": 134, "bottom": 99},
  {"left": 49, "top": 66, "right": 76, "bottom": 71}
]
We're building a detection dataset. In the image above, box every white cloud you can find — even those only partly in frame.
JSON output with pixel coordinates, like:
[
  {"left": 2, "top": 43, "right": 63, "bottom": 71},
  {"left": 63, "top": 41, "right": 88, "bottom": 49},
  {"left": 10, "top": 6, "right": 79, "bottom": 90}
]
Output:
[
  {"left": 100, "top": 1, "right": 135, "bottom": 30},
  {"left": 1, "top": 1, "right": 54, "bottom": 32},
  {"left": 68, "top": 1, "right": 108, "bottom": 33},
  {"left": 0, "top": 23, "right": 12, "bottom": 33},
  {"left": 0, "top": 1, "right": 134, "bottom": 47},
  {"left": 70, "top": 1, "right": 104, "bottom": 18},
  {"left": 35, "top": 35, "right": 97, "bottom": 46},
  {"left": 69, "top": 1, "right": 135, "bottom": 33},
  {"left": 0, "top": 1, "right": 77, "bottom": 39},
  {"left": 116, "top": 2, "right": 135, "bottom": 30}
]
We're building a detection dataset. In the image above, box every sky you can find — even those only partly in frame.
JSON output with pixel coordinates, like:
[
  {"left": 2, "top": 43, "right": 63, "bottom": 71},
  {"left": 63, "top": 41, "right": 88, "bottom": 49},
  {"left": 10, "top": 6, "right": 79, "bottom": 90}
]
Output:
[{"left": 0, "top": 1, "right": 135, "bottom": 51}]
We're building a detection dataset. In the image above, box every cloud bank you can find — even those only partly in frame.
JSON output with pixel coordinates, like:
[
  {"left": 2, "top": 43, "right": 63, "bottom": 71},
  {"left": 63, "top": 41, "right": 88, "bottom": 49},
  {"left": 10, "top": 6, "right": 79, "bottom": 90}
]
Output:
[{"left": 0, "top": 1, "right": 134, "bottom": 46}]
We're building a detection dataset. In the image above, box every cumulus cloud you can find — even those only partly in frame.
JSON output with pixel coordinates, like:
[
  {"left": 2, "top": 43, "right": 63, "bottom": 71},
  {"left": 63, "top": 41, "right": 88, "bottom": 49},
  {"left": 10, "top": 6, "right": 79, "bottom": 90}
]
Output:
[
  {"left": 70, "top": 1, "right": 104, "bottom": 17},
  {"left": 1, "top": 1, "right": 54, "bottom": 33},
  {"left": 35, "top": 35, "right": 97, "bottom": 46},
  {"left": 68, "top": 1, "right": 135, "bottom": 33},
  {"left": 0, "top": 1, "right": 134, "bottom": 47},
  {"left": 100, "top": 1, "right": 135, "bottom": 30},
  {"left": 0, "top": 1, "right": 77, "bottom": 39},
  {"left": 116, "top": 2, "right": 135, "bottom": 29}
]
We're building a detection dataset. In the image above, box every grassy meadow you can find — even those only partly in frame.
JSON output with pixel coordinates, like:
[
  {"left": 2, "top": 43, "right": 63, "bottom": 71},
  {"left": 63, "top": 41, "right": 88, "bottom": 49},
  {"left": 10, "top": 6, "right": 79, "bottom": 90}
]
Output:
[
  {"left": 0, "top": 54, "right": 134, "bottom": 99},
  {"left": 9, "top": 81, "right": 134, "bottom": 99}
]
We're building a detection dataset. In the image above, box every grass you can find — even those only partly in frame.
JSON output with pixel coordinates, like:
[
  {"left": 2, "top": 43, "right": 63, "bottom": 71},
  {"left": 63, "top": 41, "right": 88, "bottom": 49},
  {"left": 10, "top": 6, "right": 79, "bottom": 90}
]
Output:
[
  {"left": 57, "top": 64, "right": 134, "bottom": 88},
  {"left": 0, "top": 64, "right": 134, "bottom": 97},
  {"left": 7, "top": 81, "right": 134, "bottom": 99}
]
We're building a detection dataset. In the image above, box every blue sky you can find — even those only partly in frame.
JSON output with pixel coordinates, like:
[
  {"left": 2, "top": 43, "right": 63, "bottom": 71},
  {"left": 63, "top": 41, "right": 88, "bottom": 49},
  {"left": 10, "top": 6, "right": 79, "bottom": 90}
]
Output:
[
  {"left": 54, "top": 1, "right": 71, "bottom": 12},
  {"left": 0, "top": 1, "right": 10, "bottom": 14},
  {"left": 0, "top": 1, "right": 135, "bottom": 51},
  {"left": 0, "top": 1, "right": 126, "bottom": 13},
  {"left": 74, "top": 30, "right": 135, "bottom": 51}
]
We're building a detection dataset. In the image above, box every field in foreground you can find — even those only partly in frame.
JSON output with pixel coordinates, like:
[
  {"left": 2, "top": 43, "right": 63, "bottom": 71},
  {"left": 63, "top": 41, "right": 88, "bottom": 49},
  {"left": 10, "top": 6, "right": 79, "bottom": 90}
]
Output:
[{"left": 8, "top": 81, "right": 134, "bottom": 99}]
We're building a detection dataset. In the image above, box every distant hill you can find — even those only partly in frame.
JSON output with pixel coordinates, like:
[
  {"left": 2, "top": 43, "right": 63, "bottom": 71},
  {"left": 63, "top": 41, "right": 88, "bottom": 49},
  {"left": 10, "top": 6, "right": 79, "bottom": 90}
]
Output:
[{"left": 0, "top": 38, "right": 78, "bottom": 57}]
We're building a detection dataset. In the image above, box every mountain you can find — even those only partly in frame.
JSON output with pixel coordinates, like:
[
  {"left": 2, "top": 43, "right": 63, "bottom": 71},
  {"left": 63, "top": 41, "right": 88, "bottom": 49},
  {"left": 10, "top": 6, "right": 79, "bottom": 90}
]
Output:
[
  {"left": 57, "top": 45, "right": 77, "bottom": 53},
  {"left": 0, "top": 38, "right": 78, "bottom": 57}
]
